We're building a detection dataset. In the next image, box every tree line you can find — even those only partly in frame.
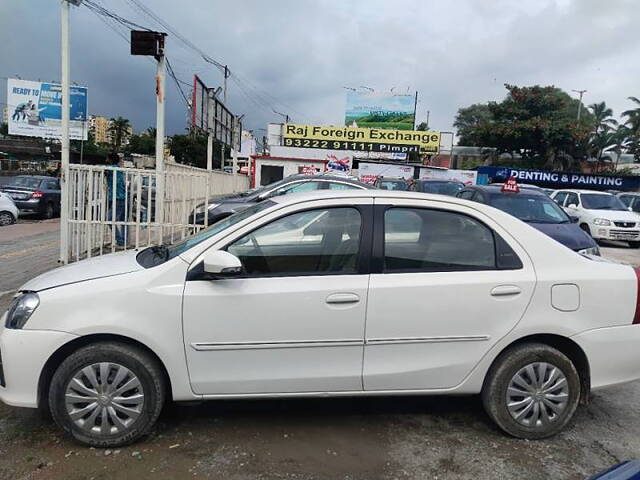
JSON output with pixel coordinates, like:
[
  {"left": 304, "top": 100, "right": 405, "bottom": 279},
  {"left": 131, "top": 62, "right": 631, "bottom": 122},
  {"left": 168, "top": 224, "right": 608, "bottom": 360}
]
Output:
[{"left": 453, "top": 84, "right": 640, "bottom": 172}]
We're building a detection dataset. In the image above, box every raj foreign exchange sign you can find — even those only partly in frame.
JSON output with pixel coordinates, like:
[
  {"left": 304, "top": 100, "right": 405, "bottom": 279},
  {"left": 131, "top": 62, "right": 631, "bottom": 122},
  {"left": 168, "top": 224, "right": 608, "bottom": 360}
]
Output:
[{"left": 282, "top": 124, "right": 441, "bottom": 154}]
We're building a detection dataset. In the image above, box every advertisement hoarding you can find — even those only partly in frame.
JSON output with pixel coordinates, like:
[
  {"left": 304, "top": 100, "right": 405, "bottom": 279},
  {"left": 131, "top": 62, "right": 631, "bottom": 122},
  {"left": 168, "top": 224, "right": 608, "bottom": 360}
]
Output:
[
  {"left": 283, "top": 124, "right": 440, "bottom": 154},
  {"left": 345, "top": 91, "right": 416, "bottom": 130},
  {"left": 7, "top": 78, "right": 88, "bottom": 140},
  {"left": 191, "top": 74, "right": 239, "bottom": 150},
  {"left": 358, "top": 162, "right": 414, "bottom": 184},
  {"left": 419, "top": 167, "right": 477, "bottom": 185}
]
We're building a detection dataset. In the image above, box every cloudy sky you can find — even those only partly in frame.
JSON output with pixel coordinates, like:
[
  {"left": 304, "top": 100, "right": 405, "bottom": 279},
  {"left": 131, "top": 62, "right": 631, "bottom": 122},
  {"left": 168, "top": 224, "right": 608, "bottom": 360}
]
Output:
[{"left": 1, "top": 0, "right": 639, "bottom": 137}]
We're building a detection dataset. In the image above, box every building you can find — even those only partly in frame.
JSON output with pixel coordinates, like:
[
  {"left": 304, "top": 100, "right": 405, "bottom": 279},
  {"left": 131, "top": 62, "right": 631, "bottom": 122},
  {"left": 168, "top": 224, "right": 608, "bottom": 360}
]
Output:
[{"left": 89, "top": 115, "right": 133, "bottom": 146}]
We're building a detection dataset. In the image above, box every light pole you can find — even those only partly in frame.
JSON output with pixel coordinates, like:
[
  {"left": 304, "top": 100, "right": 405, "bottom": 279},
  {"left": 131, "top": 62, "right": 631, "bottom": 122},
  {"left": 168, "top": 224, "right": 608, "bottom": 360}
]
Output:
[
  {"left": 572, "top": 89, "right": 587, "bottom": 122},
  {"left": 273, "top": 110, "right": 289, "bottom": 124}
]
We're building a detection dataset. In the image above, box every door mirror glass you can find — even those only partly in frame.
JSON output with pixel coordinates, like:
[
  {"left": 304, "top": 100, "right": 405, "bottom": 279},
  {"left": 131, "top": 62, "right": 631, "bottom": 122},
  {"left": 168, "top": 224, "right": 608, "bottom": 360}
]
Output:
[{"left": 202, "top": 250, "right": 243, "bottom": 276}]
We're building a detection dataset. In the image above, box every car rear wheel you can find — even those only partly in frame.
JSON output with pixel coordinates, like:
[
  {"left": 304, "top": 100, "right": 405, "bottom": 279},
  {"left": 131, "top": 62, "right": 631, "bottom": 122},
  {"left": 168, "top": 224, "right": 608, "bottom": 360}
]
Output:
[
  {"left": 482, "top": 343, "right": 581, "bottom": 439},
  {"left": 628, "top": 241, "right": 640, "bottom": 249},
  {"left": 49, "top": 342, "right": 165, "bottom": 447},
  {"left": 43, "top": 202, "right": 54, "bottom": 219},
  {"left": 0, "top": 211, "right": 15, "bottom": 226}
]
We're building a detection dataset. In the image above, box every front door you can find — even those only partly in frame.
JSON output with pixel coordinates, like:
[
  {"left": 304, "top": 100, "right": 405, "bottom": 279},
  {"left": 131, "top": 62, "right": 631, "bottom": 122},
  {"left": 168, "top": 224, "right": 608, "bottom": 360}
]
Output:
[
  {"left": 182, "top": 200, "right": 372, "bottom": 395},
  {"left": 363, "top": 200, "right": 536, "bottom": 391}
]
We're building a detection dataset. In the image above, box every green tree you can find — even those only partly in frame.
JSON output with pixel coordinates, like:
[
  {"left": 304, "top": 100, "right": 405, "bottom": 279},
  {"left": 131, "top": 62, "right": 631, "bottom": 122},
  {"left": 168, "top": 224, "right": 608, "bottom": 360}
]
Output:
[
  {"left": 415, "top": 121, "right": 429, "bottom": 131},
  {"left": 107, "top": 116, "right": 131, "bottom": 152},
  {"left": 588, "top": 101, "right": 617, "bottom": 135},
  {"left": 622, "top": 97, "right": 640, "bottom": 161},
  {"left": 126, "top": 127, "right": 156, "bottom": 155},
  {"left": 453, "top": 103, "right": 492, "bottom": 146}
]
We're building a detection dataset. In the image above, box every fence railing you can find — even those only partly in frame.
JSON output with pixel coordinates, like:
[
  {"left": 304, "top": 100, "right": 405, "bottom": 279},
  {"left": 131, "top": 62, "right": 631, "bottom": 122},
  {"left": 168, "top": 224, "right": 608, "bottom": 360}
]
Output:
[{"left": 63, "top": 162, "right": 250, "bottom": 262}]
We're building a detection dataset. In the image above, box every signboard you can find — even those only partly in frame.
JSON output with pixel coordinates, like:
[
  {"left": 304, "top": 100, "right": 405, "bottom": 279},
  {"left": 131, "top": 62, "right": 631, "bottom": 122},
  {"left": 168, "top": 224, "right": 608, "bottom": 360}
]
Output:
[
  {"left": 345, "top": 91, "right": 415, "bottom": 130},
  {"left": 325, "top": 153, "right": 352, "bottom": 174},
  {"left": 7, "top": 78, "right": 88, "bottom": 140},
  {"left": 501, "top": 176, "right": 520, "bottom": 193},
  {"left": 419, "top": 167, "right": 477, "bottom": 185},
  {"left": 191, "top": 74, "right": 239, "bottom": 150},
  {"left": 283, "top": 124, "right": 440, "bottom": 154},
  {"left": 358, "top": 162, "right": 414, "bottom": 184},
  {"left": 478, "top": 166, "right": 640, "bottom": 191}
]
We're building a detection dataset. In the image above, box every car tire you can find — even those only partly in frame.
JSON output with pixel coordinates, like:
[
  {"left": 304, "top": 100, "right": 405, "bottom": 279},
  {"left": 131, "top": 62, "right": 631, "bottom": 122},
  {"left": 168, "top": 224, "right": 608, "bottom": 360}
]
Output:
[
  {"left": 628, "top": 241, "right": 640, "bottom": 249},
  {"left": 481, "top": 343, "right": 581, "bottom": 439},
  {"left": 43, "top": 202, "right": 54, "bottom": 220},
  {"left": 0, "top": 211, "right": 15, "bottom": 226},
  {"left": 49, "top": 342, "right": 166, "bottom": 448}
]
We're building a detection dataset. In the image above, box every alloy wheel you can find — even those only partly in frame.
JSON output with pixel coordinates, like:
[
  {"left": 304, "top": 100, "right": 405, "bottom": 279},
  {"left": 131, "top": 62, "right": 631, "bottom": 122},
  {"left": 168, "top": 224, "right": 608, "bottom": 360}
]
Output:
[{"left": 0, "top": 212, "right": 13, "bottom": 226}]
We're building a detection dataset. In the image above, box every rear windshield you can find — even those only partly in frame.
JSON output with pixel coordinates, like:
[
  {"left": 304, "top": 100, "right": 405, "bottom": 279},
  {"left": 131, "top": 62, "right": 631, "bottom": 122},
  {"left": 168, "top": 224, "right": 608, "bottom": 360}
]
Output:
[
  {"left": 378, "top": 180, "right": 409, "bottom": 191},
  {"left": 489, "top": 194, "right": 570, "bottom": 224},
  {"left": 418, "top": 182, "right": 464, "bottom": 195},
  {"left": 581, "top": 193, "right": 627, "bottom": 211},
  {"left": 8, "top": 177, "right": 42, "bottom": 189}
]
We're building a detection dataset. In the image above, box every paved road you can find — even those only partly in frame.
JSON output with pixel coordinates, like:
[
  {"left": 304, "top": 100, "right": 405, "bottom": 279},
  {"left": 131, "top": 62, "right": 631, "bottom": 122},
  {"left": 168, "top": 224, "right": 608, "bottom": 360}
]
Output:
[{"left": 0, "top": 222, "right": 639, "bottom": 480}]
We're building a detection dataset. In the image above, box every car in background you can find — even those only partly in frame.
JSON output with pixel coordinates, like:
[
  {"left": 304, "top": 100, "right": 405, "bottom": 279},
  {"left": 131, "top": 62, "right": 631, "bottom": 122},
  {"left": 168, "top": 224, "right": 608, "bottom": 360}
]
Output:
[
  {"left": 457, "top": 185, "right": 599, "bottom": 255},
  {"left": 190, "top": 173, "right": 371, "bottom": 225},
  {"left": 411, "top": 179, "right": 464, "bottom": 197},
  {"left": 373, "top": 176, "right": 410, "bottom": 191},
  {"left": 0, "top": 175, "right": 61, "bottom": 219},
  {"left": 551, "top": 189, "right": 640, "bottom": 248},
  {"left": 0, "top": 191, "right": 19, "bottom": 226},
  {"left": 589, "top": 460, "right": 640, "bottom": 479},
  {"left": 542, "top": 188, "right": 556, "bottom": 196},
  {"left": 617, "top": 192, "right": 640, "bottom": 214}
]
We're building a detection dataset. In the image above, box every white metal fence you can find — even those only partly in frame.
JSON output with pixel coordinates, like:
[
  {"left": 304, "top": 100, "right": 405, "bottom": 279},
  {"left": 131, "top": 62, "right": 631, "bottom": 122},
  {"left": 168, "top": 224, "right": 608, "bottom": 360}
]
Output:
[{"left": 63, "top": 161, "right": 250, "bottom": 262}]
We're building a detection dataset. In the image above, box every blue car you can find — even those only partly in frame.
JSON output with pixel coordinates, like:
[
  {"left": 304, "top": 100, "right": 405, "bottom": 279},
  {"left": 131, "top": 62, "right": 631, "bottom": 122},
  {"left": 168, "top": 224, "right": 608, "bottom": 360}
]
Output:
[
  {"left": 457, "top": 185, "right": 600, "bottom": 255},
  {"left": 589, "top": 461, "right": 640, "bottom": 479}
]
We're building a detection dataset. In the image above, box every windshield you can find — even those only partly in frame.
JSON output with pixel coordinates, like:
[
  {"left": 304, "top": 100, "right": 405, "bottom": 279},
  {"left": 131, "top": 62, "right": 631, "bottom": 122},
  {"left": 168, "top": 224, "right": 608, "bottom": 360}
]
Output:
[
  {"left": 419, "top": 181, "right": 463, "bottom": 196},
  {"left": 490, "top": 194, "right": 570, "bottom": 224},
  {"left": 581, "top": 193, "right": 627, "bottom": 211},
  {"left": 8, "top": 177, "right": 42, "bottom": 189},
  {"left": 378, "top": 180, "right": 409, "bottom": 191}
]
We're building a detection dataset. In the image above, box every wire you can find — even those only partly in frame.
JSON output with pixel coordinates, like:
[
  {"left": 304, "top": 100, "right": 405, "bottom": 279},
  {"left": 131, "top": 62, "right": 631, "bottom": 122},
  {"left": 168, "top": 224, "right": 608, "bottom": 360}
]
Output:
[
  {"left": 166, "top": 58, "right": 190, "bottom": 108},
  {"left": 83, "top": 0, "right": 151, "bottom": 31}
]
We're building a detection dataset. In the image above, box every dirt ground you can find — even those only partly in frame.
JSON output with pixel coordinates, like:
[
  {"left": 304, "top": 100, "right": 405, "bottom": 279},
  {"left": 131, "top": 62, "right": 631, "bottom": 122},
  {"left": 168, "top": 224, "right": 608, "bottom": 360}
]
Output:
[{"left": 1, "top": 222, "right": 639, "bottom": 480}]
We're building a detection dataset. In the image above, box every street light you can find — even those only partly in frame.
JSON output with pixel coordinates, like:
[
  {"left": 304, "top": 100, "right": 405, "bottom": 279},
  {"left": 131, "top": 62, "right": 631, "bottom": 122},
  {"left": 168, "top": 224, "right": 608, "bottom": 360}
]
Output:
[{"left": 572, "top": 89, "right": 587, "bottom": 122}]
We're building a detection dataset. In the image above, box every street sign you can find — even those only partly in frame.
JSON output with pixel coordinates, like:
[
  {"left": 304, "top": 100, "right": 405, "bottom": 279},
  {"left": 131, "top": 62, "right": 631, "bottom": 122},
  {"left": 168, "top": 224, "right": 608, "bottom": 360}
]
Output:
[{"left": 501, "top": 176, "right": 520, "bottom": 193}]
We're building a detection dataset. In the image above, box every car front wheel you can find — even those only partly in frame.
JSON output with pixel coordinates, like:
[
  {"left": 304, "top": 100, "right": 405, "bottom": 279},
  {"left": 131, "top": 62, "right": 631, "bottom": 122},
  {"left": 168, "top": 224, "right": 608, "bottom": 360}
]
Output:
[
  {"left": 49, "top": 342, "right": 165, "bottom": 447},
  {"left": 482, "top": 343, "right": 581, "bottom": 439},
  {"left": 0, "top": 211, "right": 15, "bottom": 226}
]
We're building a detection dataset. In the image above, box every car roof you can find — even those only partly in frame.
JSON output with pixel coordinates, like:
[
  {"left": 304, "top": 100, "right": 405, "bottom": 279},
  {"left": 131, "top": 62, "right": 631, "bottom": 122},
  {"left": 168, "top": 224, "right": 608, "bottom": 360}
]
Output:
[
  {"left": 416, "top": 179, "right": 463, "bottom": 184},
  {"left": 376, "top": 176, "right": 408, "bottom": 181},
  {"left": 466, "top": 185, "right": 548, "bottom": 197},
  {"left": 283, "top": 173, "right": 370, "bottom": 186},
  {"left": 555, "top": 189, "right": 610, "bottom": 195},
  {"left": 270, "top": 188, "right": 481, "bottom": 205},
  {"left": 13, "top": 175, "right": 53, "bottom": 180}
]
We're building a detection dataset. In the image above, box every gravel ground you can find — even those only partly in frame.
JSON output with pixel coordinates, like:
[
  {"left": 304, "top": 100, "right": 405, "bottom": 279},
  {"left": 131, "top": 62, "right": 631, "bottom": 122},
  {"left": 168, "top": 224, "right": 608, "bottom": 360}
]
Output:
[{"left": 0, "top": 221, "right": 639, "bottom": 480}]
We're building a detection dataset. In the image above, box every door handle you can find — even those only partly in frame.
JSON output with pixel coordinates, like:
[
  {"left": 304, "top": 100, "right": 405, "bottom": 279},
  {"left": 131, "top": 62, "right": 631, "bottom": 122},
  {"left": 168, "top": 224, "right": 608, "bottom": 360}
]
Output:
[
  {"left": 326, "top": 293, "right": 360, "bottom": 304},
  {"left": 490, "top": 285, "right": 522, "bottom": 297}
]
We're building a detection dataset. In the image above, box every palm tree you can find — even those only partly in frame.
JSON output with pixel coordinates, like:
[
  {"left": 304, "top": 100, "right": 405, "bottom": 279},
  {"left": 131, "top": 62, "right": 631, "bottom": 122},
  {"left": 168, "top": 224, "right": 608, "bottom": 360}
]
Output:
[
  {"left": 622, "top": 96, "right": 640, "bottom": 136},
  {"left": 144, "top": 127, "right": 156, "bottom": 138},
  {"left": 588, "top": 101, "right": 617, "bottom": 135},
  {"left": 108, "top": 117, "right": 131, "bottom": 152}
]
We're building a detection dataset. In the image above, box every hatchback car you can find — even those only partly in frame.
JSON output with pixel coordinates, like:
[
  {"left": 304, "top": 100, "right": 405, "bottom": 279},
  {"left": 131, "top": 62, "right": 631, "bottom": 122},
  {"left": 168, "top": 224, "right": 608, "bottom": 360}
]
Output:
[
  {"left": 190, "top": 174, "right": 370, "bottom": 225},
  {"left": 617, "top": 192, "right": 640, "bottom": 214},
  {"left": 0, "top": 175, "right": 61, "bottom": 219},
  {"left": 0, "top": 191, "right": 19, "bottom": 226},
  {"left": 551, "top": 189, "right": 640, "bottom": 247},
  {"left": 411, "top": 179, "right": 464, "bottom": 197},
  {"left": 457, "top": 185, "right": 599, "bottom": 255},
  {"left": 2, "top": 190, "right": 640, "bottom": 447}
]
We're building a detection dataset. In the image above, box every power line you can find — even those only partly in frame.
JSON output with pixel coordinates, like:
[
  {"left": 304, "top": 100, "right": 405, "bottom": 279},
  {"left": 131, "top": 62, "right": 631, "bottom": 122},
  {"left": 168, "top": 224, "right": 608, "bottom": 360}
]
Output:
[{"left": 166, "top": 58, "right": 190, "bottom": 108}]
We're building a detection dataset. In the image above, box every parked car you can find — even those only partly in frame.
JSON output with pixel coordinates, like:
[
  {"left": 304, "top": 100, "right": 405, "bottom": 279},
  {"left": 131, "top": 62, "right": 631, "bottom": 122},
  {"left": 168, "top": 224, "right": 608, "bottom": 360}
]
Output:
[
  {"left": 589, "top": 460, "right": 640, "bottom": 480},
  {"left": 189, "top": 173, "right": 371, "bottom": 225},
  {"left": 3, "top": 189, "right": 640, "bottom": 447},
  {"left": 551, "top": 189, "right": 640, "bottom": 247},
  {"left": 0, "top": 191, "right": 19, "bottom": 226},
  {"left": 373, "top": 176, "right": 410, "bottom": 191},
  {"left": 411, "top": 179, "right": 464, "bottom": 197},
  {"left": 617, "top": 192, "right": 640, "bottom": 214},
  {"left": 457, "top": 185, "right": 599, "bottom": 255},
  {"left": 0, "top": 175, "right": 61, "bottom": 219},
  {"left": 132, "top": 176, "right": 156, "bottom": 222}
]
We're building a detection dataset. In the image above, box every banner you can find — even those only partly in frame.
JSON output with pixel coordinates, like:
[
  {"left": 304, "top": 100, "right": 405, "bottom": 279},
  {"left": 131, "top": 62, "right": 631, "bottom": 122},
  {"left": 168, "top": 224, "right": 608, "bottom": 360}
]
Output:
[
  {"left": 345, "top": 91, "right": 415, "bottom": 130},
  {"left": 358, "top": 162, "right": 414, "bottom": 184},
  {"left": 419, "top": 167, "right": 477, "bottom": 185},
  {"left": 191, "top": 74, "right": 238, "bottom": 150},
  {"left": 283, "top": 124, "right": 440, "bottom": 154},
  {"left": 7, "top": 78, "right": 88, "bottom": 140}
]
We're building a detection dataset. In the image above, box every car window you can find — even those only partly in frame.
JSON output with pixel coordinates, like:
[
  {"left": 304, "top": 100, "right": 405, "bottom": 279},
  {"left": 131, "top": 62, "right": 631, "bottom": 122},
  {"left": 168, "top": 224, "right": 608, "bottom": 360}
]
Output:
[
  {"left": 457, "top": 190, "right": 475, "bottom": 200},
  {"left": 45, "top": 180, "right": 59, "bottom": 190},
  {"left": 280, "top": 181, "right": 323, "bottom": 195},
  {"left": 619, "top": 195, "right": 632, "bottom": 207},
  {"left": 227, "top": 207, "right": 361, "bottom": 276},
  {"left": 378, "top": 180, "right": 409, "bottom": 191},
  {"left": 383, "top": 208, "right": 497, "bottom": 272},
  {"left": 631, "top": 198, "right": 640, "bottom": 213},
  {"left": 581, "top": 193, "right": 627, "bottom": 210},
  {"left": 565, "top": 193, "right": 579, "bottom": 207},
  {"left": 327, "top": 182, "right": 362, "bottom": 190},
  {"left": 8, "top": 177, "right": 41, "bottom": 189},
  {"left": 419, "top": 182, "right": 464, "bottom": 196},
  {"left": 489, "top": 195, "right": 570, "bottom": 224},
  {"left": 553, "top": 192, "right": 568, "bottom": 206}
]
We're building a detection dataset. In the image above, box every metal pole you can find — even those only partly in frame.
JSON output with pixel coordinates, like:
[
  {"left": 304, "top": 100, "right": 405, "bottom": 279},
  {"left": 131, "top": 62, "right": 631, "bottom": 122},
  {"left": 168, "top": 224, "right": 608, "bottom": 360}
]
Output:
[
  {"left": 413, "top": 91, "right": 418, "bottom": 130},
  {"left": 60, "top": 0, "right": 71, "bottom": 264},
  {"left": 155, "top": 53, "right": 166, "bottom": 243},
  {"left": 79, "top": 120, "right": 84, "bottom": 164},
  {"left": 206, "top": 91, "right": 213, "bottom": 171},
  {"left": 573, "top": 89, "right": 587, "bottom": 122},
  {"left": 223, "top": 65, "right": 229, "bottom": 104},
  {"left": 426, "top": 110, "right": 430, "bottom": 129}
]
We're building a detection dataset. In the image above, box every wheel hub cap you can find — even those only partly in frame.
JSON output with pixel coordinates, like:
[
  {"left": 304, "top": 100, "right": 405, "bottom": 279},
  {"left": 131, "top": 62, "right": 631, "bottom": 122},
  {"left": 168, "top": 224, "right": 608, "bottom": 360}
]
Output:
[
  {"left": 65, "top": 362, "right": 145, "bottom": 436},
  {"left": 506, "top": 362, "right": 569, "bottom": 428}
]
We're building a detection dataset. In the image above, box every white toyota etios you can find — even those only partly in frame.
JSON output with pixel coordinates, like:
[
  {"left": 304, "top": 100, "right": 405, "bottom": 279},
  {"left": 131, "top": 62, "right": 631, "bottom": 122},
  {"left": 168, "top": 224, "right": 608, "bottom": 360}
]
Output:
[{"left": 2, "top": 190, "right": 640, "bottom": 447}]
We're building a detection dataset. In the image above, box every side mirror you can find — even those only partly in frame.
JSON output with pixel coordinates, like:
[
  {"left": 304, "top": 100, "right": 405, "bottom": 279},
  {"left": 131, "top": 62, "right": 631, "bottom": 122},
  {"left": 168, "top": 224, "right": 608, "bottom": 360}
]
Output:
[
  {"left": 567, "top": 204, "right": 578, "bottom": 209},
  {"left": 202, "top": 250, "right": 242, "bottom": 277},
  {"left": 569, "top": 215, "right": 579, "bottom": 223}
]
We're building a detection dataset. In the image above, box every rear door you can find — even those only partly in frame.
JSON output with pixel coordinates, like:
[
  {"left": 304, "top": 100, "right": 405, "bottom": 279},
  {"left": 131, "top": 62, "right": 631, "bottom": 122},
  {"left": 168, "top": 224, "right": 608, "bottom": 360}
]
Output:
[{"left": 363, "top": 198, "right": 536, "bottom": 391}]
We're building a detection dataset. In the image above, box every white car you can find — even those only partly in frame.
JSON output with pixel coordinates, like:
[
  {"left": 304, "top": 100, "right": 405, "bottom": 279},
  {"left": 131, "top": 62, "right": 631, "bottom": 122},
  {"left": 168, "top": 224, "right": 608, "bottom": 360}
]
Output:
[
  {"left": 0, "top": 191, "right": 19, "bottom": 226},
  {"left": 551, "top": 189, "right": 640, "bottom": 247},
  {"left": 2, "top": 190, "right": 640, "bottom": 447}
]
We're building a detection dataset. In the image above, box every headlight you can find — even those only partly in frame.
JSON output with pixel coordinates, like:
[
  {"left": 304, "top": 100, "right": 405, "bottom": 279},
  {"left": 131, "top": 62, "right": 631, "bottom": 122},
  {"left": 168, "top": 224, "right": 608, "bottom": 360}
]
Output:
[
  {"left": 593, "top": 218, "right": 611, "bottom": 226},
  {"left": 5, "top": 292, "right": 39, "bottom": 329},
  {"left": 579, "top": 246, "right": 601, "bottom": 256}
]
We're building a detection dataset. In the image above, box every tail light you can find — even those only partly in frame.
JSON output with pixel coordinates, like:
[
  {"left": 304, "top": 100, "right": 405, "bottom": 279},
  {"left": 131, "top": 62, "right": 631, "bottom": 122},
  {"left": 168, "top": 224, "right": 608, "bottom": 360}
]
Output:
[
  {"left": 634, "top": 268, "right": 640, "bottom": 325},
  {"left": 31, "top": 190, "right": 44, "bottom": 199}
]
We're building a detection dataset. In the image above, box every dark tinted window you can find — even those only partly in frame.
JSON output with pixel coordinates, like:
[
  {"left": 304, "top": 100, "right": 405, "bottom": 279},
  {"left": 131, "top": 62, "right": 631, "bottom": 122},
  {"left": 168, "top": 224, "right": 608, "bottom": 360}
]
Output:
[
  {"left": 45, "top": 180, "right": 60, "bottom": 190},
  {"left": 9, "top": 177, "right": 41, "bottom": 189},
  {"left": 619, "top": 195, "right": 633, "bottom": 207},
  {"left": 418, "top": 181, "right": 464, "bottom": 196},
  {"left": 227, "top": 207, "right": 361, "bottom": 276},
  {"left": 489, "top": 194, "right": 570, "bottom": 224},
  {"left": 377, "top": 180, "right": 409, "bottom": 191},
  {"left": 458, "top": 190, "right": 475, "bottom": 200},
  {"left": 553, "top": 192, "right": 568, "bottom": 205},
  {"left": 383, "top": 208, "right": 496, "bottom": 272},
  {"left": 565, "top": 192, "right": 579, "bottom": 207},
  {"left": 581, "top": 193, "right": 627, "bottom": 210}
]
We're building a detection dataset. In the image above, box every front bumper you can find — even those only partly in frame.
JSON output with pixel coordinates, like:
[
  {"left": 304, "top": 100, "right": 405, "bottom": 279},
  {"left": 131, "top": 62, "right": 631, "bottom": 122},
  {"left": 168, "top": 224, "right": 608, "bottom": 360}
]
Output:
[
  {"left": 0, "top": 325, "right": 78, "bottom": 408},
  {"left": 592, "top": 225, "right": 640, "bottom": 242},
  {"left": 572, "top": 324, "right": 640, "bottom": 390}
]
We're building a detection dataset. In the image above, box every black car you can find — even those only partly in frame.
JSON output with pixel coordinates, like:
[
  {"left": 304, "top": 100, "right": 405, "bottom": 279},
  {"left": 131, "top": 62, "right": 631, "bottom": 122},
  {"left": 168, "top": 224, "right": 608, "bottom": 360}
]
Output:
[
  {"left": 191, "top": 174, "right": 372, "bottom": 225},
  {"left": 373, "top": 176, "right": 410, "bottom": 191},
  {"left": 457, "top": 185, "right": 600, "bottom": 255},
  {"left": 0, "top": 175, "right": 61, "bottom": 219},
  {"left": 411, "top": 179, "right": 464, "bottom": 196}
]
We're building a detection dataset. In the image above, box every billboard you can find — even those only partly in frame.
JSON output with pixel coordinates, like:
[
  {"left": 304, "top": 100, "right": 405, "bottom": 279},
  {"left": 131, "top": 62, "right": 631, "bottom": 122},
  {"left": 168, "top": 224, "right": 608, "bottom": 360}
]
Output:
[
  {"left": 419, "top": 167, "right": 477, "bottom": 185},
  {"left": 7, "top": 78, "right": 88, "bottom": 140},
  {"left": 345, "top": 91, "right": 416, "bottom": 130},
  {"left": 191, "top": 74, "right": 239, "bottom": 150},
  {"left": 357, "top": 162, "right": 414, "bottom": 184},
  {"left": 283, "top": 124, "right": 440, "bottom": 154}
]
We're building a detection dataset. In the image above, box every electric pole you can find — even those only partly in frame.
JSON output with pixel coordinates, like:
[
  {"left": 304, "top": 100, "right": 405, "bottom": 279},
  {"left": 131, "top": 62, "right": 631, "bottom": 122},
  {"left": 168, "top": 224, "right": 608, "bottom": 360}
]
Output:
[
  {"left": 60, "top": 0, "right": 74, "bottom": 264},
  {"left": 572, "top": 89, "right": 587, "bottom": 122}
]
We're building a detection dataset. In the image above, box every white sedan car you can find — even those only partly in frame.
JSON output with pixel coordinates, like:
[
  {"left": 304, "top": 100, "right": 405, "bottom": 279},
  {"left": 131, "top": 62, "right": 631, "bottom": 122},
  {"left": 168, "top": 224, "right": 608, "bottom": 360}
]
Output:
[
  {"left": 0, "top": 191, "right": 19, "bottom": 226},
  {"left": 551, "top": 189, "right": 640, "bottom": 247},
  {"left": 2, "top": 190, "right": 640, "bottom": 447}
]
